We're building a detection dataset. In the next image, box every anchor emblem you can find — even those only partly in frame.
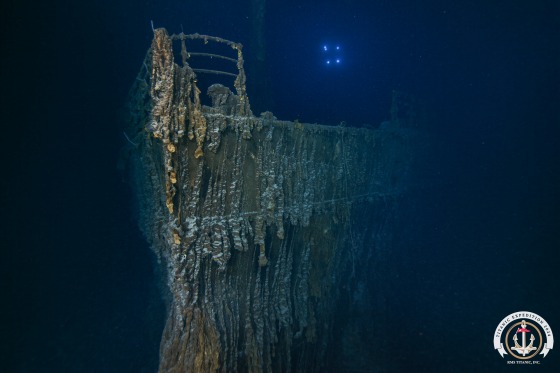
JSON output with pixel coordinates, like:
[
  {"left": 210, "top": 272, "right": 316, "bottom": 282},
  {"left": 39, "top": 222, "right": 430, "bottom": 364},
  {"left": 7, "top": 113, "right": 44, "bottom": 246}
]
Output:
[
  {"left": 494, "top": 311, "right": 553, "bottom": 360},
  {"left": 511, "top": 320, "right": 537, "bottom": 356}
]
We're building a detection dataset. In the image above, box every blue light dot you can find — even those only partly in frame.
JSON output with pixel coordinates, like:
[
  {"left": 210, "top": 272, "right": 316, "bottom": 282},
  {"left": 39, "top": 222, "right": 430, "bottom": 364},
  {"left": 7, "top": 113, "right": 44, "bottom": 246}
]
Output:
[
  {"left": 323, "top": 45, "right": 327, "bottom": 51},
  {"left": 336, "top": 59, "right": 340, "bottom": 63}
]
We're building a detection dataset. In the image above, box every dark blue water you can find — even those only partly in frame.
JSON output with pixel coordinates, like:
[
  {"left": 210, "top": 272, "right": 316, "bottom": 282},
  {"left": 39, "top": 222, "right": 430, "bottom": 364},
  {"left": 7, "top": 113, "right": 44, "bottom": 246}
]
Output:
[{"left": 2, "top": 0, "right": 558, "bottom": 371}]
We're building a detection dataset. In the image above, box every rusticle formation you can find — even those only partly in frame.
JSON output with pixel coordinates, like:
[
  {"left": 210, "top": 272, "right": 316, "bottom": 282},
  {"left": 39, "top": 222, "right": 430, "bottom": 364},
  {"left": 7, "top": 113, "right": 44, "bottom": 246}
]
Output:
[{"left": 124, "top": 28, "right": 414, "bottom": 372}]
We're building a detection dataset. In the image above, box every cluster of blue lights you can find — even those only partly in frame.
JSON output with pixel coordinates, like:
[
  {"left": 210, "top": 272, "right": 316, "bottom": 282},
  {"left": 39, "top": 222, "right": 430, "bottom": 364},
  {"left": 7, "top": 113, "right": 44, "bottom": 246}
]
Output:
[{"left": 322, "top": 44, "right": 342, "bottom": 65}]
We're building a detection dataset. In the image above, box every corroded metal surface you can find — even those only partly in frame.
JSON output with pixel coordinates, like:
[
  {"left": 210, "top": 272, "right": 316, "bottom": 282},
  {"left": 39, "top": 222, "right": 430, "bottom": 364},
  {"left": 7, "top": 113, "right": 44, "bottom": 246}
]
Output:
[{"left": 125, "top": 28, "right": 413, "bottom": 372}]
